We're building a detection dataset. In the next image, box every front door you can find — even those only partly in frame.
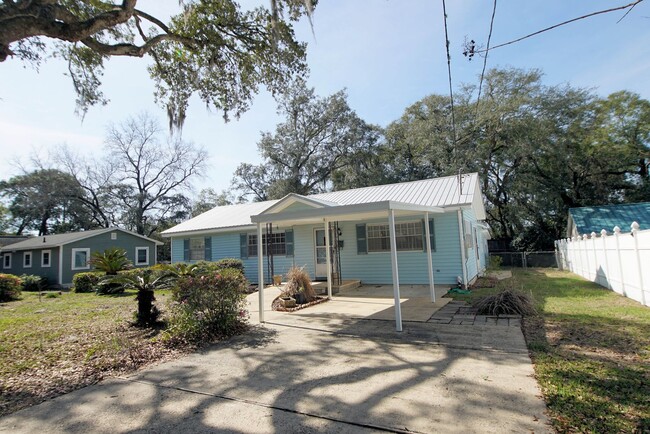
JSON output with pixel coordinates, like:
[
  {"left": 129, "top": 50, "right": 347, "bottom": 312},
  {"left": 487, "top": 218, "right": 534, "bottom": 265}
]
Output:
[{"left": 314, "top": 229, "right": 328, "bottom": 280}]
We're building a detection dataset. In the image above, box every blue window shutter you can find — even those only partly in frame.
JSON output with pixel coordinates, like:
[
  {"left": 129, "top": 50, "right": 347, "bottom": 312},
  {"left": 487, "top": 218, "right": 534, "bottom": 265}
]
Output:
[
  {"left": 240, "top": 234, "right": 248, "bottom": 259},
  {"left": 285, "top": 229, "right": 294, "bottom": 256},
  {"left": 204, "top": 237, "right": 212, "bottom": 261},
  {"left": 356, "top": 224, "right": 367, "bottom": 255},
  {"left": 183, "top": 239, "right": 190, "bottom": 262}
]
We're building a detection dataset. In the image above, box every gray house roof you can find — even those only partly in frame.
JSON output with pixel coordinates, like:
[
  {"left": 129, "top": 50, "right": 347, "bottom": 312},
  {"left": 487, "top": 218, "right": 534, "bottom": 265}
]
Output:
[
  {"left": 0, "top": 235, "right": 30, "bottom": 248},
  {"left": 163, "top": 173, "right": 486, "bottom": 236},
  {"left": 0, "top": 227, "right": 163, "bottom": 252}
]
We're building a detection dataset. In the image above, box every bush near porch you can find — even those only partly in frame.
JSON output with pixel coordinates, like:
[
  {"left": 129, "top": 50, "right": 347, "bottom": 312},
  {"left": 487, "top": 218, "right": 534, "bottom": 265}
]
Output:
[{"left": 453, "top": 268, "right": 650, "bottom": 433}]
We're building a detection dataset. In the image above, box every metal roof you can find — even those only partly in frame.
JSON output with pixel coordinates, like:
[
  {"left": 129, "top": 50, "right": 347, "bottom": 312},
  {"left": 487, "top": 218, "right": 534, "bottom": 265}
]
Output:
[
  {"left": 162, "top": 173, "right": 484, "bottom": 236},
  {"left": 568, "top": 202, "right": 650, "bottom": 235},
  {"left": 0, "top": 227, "right": 163, "bottom": 252}
]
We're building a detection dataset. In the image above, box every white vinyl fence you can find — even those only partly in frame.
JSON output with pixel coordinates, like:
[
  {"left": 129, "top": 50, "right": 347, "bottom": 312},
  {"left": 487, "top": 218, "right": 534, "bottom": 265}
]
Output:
[{"left": 555, "top": 222, "right": 649, "bottom": 307}]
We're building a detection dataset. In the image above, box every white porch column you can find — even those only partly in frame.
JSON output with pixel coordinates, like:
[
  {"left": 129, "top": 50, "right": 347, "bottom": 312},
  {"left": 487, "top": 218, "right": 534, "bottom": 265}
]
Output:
[
  {"left": 324, "top": 218, "right": 333, "bottom": 299},
  {"left": 388, "top": 209, "right": 403, "bottom": 332},
  {"left": 424, "top": 211, "right": 435, "bottom": 303},
  {"left": 257, "top": 223, "right": 265, "bottom": 323},
  {"left": 457, "top": 210, "right": 468, "bottom": 288}
]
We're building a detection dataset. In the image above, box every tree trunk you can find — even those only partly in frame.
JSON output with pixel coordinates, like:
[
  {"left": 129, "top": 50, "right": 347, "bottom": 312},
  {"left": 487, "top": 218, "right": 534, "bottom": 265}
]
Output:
[{"left": 137, "top": 290, "right": 156, "bottom": 325}]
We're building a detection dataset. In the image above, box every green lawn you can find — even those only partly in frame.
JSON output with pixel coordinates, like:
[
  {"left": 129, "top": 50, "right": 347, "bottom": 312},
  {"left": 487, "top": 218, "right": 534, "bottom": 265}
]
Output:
[
  {"left": 0, "top": 290, "right": 182, "bottom": 417},
  {"left": 456, "top": 269, "right": 650, "bottom": 433}
]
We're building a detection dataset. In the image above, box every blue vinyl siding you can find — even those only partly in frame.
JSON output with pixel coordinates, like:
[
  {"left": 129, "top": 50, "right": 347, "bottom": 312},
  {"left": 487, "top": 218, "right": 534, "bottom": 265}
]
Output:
[
  {"left": 171, "top": 237, "right": 184, "bottom": 263},
  {"left": 338, "top": 213, "right": 462, "bottom": 285},
  {"left": 168, "top": 210, "right": 472, "bottom": 285}
]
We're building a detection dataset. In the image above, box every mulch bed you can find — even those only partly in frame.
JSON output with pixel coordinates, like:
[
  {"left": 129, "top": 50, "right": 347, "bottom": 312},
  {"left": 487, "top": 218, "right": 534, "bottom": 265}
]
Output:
[
  {"left": 271, "top": 296, "right": 329, "bottom": 312},
  {"left": 470, "top": 276, "right": 499, "bottom": 288}
]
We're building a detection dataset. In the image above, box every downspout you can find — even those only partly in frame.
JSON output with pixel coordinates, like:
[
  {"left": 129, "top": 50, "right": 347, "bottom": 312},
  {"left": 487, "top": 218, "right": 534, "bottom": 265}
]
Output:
[{"left": 457, "top": 210, "right": 468, "bottom": 289}]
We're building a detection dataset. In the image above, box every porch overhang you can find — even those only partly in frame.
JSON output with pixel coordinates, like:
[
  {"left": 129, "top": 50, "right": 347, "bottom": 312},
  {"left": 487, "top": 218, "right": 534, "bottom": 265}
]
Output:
[{"left": 250, "top": 200, "right": 444, "bottom": 225}]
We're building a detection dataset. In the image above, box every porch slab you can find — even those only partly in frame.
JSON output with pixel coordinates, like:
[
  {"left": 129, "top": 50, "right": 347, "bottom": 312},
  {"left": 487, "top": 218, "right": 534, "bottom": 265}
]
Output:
[{"left": 248, "top": 284, "right": 452, "bottom": 324}]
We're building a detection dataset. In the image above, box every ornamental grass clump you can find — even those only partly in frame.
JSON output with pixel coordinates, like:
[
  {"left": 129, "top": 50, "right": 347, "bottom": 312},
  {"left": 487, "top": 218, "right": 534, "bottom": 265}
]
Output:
[
  {"left": 474, "top": 289, "right": 537, "bottom": 316},
  {"left": 166, "top": 268, "right": 249, "bottom": 344},
  {"left": 282, "top": 266, "right": 317, "bottom": 303}
]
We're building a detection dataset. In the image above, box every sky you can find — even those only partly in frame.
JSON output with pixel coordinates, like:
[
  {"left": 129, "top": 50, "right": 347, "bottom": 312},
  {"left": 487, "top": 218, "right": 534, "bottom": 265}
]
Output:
[{"left": 1, "top": 0, "right": 649, "bottom": 198}]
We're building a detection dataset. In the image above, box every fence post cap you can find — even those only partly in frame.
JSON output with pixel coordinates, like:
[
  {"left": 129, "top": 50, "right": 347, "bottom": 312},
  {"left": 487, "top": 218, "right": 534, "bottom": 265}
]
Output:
[
  {"left": 582, "top": 234, "right": 589, "bottom": 240},
  {"left": 600, "top": 229, "right": 607, "bottom": 236},
  {"left": 590, "top": 231, "right": 597, "bottom": 238},
  {"left": 614, "top": 226, "right": 621, "bottom": 234},
  {"left": 631, "top": 221, "right": 640, "bottom": 231}
]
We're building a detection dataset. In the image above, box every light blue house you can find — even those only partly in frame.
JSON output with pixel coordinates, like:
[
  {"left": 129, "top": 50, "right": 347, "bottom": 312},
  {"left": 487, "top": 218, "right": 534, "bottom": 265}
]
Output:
[{"left": 163, "top": 173, "right": 490, "bottom": 287}]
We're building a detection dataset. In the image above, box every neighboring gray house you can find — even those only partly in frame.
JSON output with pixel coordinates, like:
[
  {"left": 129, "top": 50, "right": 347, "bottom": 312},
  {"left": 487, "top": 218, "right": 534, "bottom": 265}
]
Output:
[
  {"left": 0, "top": 228, "right": 162, "bottom": 287},
  {"left": 0, "top": 235, "right": 30, "bottom": 249}
]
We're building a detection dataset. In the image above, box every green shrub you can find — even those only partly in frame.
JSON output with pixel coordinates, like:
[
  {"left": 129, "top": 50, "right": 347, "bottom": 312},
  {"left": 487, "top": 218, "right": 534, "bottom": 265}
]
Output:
[
  {"left": 166, "top": 268, "right": 249, "bottom": 344},
  {"left": 190, "top": 258, "right": 245, "bottom": 276},
  {"left": 0, "top": 273, "right": 22, "bottom": 302},
  {"left": 72, "top": 272, "right": 104, "bottom": 293},
  {"left": 20, "top": 274, "right": 47, "bottom": 292},
  {"left": 88, "top": 248, "right": 132, "bottom": 275},
  {"left": 214, "top": 258, "right": 245, "bottom": 273},
  {"left": 488, "top": 255, "right": 503, "bottom": 271}
]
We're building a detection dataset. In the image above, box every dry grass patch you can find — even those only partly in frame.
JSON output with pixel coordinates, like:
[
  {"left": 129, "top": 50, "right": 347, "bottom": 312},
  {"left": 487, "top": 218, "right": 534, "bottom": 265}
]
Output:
[{"left": 0, "top": 290, "right": 186, "bottom": 417}]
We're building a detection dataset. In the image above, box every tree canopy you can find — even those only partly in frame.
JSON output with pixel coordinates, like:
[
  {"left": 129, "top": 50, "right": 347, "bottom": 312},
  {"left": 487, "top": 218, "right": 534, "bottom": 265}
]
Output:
[
  {"left": 378, "top": 68, "right": 650, "bottom": 249},
  {"left": 232, "top": 79, "right": 381, "bottom": 201},
  {"left": 1, "top": 0, "right": 314, "bottom": 127},
  {"left": 1, "top": 113, "right": 205, "bottom": 238}
]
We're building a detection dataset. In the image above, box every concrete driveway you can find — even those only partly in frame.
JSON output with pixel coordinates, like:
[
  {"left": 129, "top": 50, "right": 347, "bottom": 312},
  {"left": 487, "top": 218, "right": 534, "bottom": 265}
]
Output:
[{"left": 0, "top": 289, "right": 551, "bottom": 433}]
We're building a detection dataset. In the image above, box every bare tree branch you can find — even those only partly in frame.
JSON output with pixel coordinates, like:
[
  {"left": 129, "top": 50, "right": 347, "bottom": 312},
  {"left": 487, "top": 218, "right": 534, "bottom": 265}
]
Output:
[{"left": 475, "top": 0, "right": 645, "bottom": 54}]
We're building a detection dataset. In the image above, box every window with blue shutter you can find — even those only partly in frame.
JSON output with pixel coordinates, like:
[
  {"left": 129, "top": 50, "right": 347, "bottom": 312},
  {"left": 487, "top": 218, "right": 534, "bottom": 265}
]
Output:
[
  {"left": 240, "top": 234, "right": 248, "bottom": 259},
  {"left": 204, "top": 237, "right": 212, "bottom": 261},
  {"left": 356, "top": 224, "right": 367, "bottom": 254},
  {"left": 183, "top": 239, "right": 190, "bottom": 262},
  {"left": 285, "top": 229, "right": 294, "bottom": 256}
]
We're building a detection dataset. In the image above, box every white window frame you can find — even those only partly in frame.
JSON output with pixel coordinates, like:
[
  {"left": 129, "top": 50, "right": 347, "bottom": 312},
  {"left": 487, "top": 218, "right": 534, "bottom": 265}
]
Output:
[
  {"left": 71, "top": 248, "right": 91, "bottom": 270},
  {"left": 248, "top": 232, "right": 286, "bottom": 257},
  {"left": 135, "top": 246, "right": 149, "bottom": 266},
  {"left": 189, "top": 238, "right": 205, "bottom": 261},
  {"left": 2, "top": 253, "right": 11, "bottom": 269},
  {"left": 41, "top": 249, "right": 52, "bottom": 268},
  {"left": 23, "top": 251, "right": 33, "bottom": 268},
  {"left": 367, "top": 221, "right": 424, "bottom": 253}
]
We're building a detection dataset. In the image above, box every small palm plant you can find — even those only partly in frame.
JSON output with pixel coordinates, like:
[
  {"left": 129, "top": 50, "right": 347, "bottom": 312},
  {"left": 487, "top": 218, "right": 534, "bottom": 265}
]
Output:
[
  {"left": 89, "top": 248, "right": 133, "bottom": 294},
  {"left": 108, "top": 269, "right": 173, "bottom": 326},
  {"left": 89, "top": 248, "right": 133, "bottom": 274},
  {"left": 162, "top": 262, "right": 201, "bottom": 278}
]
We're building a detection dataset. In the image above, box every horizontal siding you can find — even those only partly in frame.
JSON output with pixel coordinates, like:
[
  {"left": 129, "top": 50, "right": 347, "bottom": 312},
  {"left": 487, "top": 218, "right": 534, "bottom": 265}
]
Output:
[
  {"left": 170, "top": 211, "right": 466, "bottom": 285},
  {"left": 339, "top": 213, "right": 462, "bottom": 285},
  {"left": 171, "top": 237, "right": 184, "bottom": 263},
  {"left": 61, "top": 231, "right": 157, "bottom": 285},
  {"left": 1, "top": 248, "right": 60, "bottom": 285}
]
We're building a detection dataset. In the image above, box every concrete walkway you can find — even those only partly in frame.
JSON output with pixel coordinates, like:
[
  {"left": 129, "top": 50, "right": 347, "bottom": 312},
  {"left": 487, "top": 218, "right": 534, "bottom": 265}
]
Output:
[{"left": 0, "top": 289, "right": 551, "bottom": 434}]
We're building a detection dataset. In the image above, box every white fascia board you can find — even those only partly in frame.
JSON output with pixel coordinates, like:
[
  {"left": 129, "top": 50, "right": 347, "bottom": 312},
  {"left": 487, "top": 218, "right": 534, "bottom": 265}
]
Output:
[
  {"left": 251, "top": 201, "right": 444, "bottom": 224},
  {"left": 161, "top": 225, "right": 257, "bottom": 238},
  {"left": 260, "top": 193, "right": 331, "bottom": 214}
]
